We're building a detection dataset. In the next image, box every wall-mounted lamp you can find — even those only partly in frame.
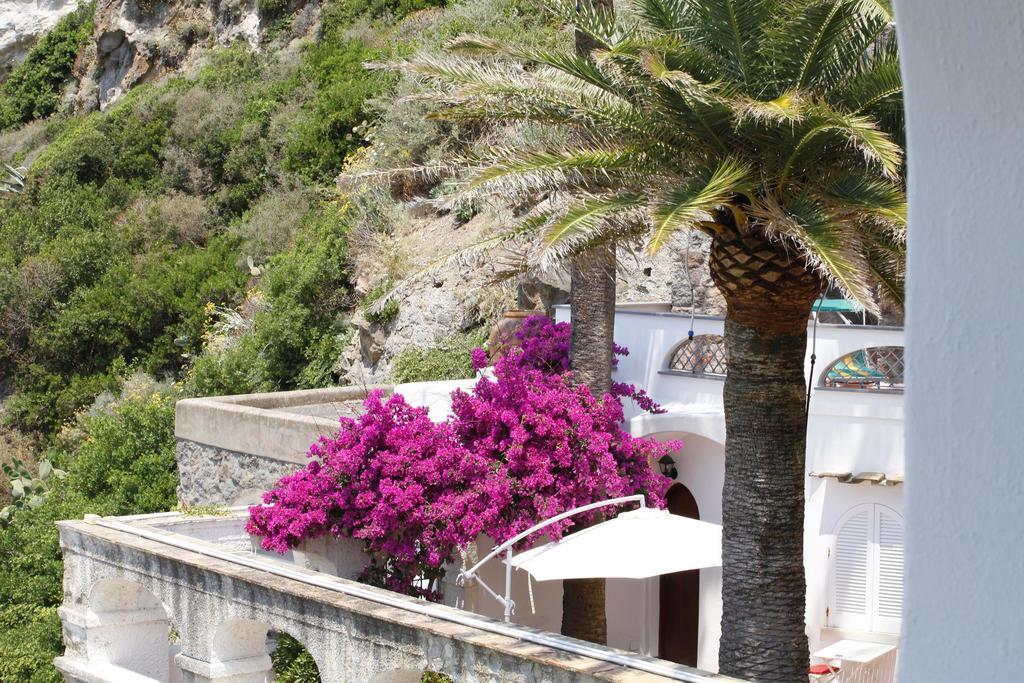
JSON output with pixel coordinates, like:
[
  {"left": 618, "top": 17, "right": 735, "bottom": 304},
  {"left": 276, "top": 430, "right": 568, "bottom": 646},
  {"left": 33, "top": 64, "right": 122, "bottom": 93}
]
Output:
[{"left": 658, "top": 454, "right": 678, "bottom": 480}]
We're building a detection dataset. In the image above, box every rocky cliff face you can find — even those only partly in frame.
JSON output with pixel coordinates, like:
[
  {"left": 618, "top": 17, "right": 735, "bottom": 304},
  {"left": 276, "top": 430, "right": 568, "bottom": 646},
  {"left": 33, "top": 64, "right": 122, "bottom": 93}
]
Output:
[
  {"left": 73, "top": 0, "right": 316, "bottom": 111},
  {"left": 3, "top": 0, "right": 318, "bottom": 109},
  {"left": 339, "top": 201, "right": 724, "bottom": 386},
  {"left": 0, "top": 0, "right": 82, "bottom": 73}
]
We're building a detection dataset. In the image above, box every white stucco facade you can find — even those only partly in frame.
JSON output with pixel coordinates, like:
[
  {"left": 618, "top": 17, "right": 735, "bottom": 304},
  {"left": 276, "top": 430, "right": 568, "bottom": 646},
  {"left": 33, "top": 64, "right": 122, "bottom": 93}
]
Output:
[
  {"left": 556, "top": 306, "right": 906, "bottom": 672},
  {"left": 894, "top": 1, "right": 1024, "bottom": 680}
]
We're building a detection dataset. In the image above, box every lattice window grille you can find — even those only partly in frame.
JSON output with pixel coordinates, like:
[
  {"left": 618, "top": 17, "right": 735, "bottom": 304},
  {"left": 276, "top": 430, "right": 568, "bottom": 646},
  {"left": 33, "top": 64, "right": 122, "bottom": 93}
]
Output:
[
  {"left": 823, "top": 345, "right": 904, "bottom": 392},
  {"left": 669, "top": 334, "right": 728, "bottom": 377}
]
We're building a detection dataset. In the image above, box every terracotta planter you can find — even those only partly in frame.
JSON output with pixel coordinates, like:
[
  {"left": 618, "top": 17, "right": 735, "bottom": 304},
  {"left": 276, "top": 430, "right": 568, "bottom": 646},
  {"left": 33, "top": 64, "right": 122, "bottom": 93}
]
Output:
[{"left": 487, "top": 310, "right": 538, "bottom": 361}]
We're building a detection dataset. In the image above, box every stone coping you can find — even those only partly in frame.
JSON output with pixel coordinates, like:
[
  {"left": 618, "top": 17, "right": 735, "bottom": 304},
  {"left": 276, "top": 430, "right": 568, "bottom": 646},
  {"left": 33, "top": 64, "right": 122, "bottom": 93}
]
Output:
[{"left": 175, "top": 385, "right": 392, "bottom": 463}]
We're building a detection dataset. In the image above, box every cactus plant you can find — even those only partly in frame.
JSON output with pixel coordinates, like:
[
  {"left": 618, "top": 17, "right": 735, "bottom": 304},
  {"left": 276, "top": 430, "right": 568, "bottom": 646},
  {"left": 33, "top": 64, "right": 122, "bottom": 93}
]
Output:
[
  {"left": 0, "top": 457, "right": 66, "bottom": 527},
  {"left": 0, "top": 164, "right": 25, "bottom": 194}
]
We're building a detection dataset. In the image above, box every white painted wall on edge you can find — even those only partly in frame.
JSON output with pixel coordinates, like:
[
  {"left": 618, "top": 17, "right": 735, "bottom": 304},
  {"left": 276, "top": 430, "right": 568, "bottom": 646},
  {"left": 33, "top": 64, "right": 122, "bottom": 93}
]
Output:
[{"left": 895, "top": 0, "right": 1024, "bottom": 679}]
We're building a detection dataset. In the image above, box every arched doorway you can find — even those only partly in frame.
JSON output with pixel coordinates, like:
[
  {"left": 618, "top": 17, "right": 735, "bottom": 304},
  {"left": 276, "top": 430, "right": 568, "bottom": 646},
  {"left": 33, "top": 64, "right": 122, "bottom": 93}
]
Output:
[{"left": 659, "top": 483, "right": 700, "bottom": 666}]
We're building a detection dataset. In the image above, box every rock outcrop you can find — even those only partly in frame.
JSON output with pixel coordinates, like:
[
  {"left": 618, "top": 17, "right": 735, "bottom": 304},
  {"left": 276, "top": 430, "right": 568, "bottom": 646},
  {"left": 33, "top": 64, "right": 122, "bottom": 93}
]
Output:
[
  {"left": 338, "top": 201, "right": 724, "bottom": 386},
  {"left": 0, "top": 0, "right": 82, "bottom": 74},
  {"left": 73, "top": 0, "right": 261, "bottom": 111},
  {"left": 69, "top": 0, "right": 322, "bottom": 111}
]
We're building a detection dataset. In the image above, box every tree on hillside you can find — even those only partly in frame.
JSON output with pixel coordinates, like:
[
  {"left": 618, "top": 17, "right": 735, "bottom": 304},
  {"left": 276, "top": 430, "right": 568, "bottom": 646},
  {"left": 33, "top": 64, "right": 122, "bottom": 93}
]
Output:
[{"left": 375, "top": 0, "right": 905, "bottom": 677}]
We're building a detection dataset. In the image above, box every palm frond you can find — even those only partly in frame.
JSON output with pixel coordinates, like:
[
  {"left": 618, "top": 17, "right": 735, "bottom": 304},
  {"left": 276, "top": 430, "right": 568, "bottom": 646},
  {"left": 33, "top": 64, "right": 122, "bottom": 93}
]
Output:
[
  {"left": 854, "top": 0, "right": 893, "bottom": 22},
  {"left": 543, "top": 193, "right": 645, "bottom": 246},
  {"left": 466, "top": 147, "right": 658, "bottom": 187},
  {"left": 549, "top": 0, "right": 624, "bottom": 50},
  {"left": 365, "top": 211, "right": 557, "bottom": 315},
  {"left": 733, "top": 91, "right": 805, "bottom": 124},
  {"left": 633, "top": 0, "right": 689, "bottom": 33},
  {"left": 818, "top": 174, "right": 905, "bottom": 226},
  {"left": 648, "top": 158, "right": 751, "bottom": 253},
  {"left": 862, "top": 223, "right": 905, "bottom": 309},
  {"left": 831, "top": 55, "right": 902, "bottom": 116},
  {"left": 337, "top": 161, "right": 456, "bottom": 193},
  {"left": 781, "top": 108, "right": 902, "bottom": 184},
  {"left": 680, "top": 0, "right": 776, "bottom": 86},
  {"left": 448, "top": 35, "right": 635, "bottom": 102},
  {"left": 752, "top": 193, "right": 878, "bottom": 312}
]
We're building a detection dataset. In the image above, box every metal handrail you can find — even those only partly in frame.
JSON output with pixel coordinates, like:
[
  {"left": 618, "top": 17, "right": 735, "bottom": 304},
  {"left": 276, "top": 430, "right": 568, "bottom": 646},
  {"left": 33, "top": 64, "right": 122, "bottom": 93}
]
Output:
[{"left": 458, "top": 494, "right": 647, "bottom": 621}]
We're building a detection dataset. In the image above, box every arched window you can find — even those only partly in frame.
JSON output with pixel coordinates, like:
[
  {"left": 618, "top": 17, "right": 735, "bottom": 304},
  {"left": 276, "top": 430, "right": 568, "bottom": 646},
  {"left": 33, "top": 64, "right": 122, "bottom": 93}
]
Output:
[
  {"left": 829, "top": 504, "right": 904, "bottom": 634},
  {"left": 821, "top": 346, "right": 904, "bottom": 392},
  {"left": 668, "top": 334, "right": 727, "bottom": 377}
]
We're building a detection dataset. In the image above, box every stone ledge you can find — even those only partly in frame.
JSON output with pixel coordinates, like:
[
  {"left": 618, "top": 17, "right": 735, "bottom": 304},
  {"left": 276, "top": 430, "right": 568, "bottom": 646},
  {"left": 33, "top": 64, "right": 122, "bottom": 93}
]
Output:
[
  {"left": 57, "top": 516, "right": 744, "bottom": 683},
  {"left": 174, "top": 385, "right": 390, "bottom": 461}
]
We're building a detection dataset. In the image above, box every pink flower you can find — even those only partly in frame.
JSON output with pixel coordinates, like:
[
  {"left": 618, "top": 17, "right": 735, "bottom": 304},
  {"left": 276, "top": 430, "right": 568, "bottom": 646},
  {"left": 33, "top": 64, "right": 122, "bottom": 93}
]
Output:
[{"left": 247, "top": 318, "right": 678, "bottom": 601}]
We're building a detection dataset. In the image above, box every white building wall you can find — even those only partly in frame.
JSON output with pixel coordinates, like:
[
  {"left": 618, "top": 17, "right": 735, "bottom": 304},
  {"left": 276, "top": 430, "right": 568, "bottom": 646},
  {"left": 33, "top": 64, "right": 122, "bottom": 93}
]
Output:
[
  {"left": 894, "top": 1, "right": 1024, "bottom": 679},
  {"left": 556, "top": 306, "right": 906, "bottom": 663}
]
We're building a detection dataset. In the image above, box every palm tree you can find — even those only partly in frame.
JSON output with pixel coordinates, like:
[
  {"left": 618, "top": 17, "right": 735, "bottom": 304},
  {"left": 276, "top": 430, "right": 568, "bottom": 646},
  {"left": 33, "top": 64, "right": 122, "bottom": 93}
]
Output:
[
  {"left": 561, "top": 0, "right": 616, "bottom": 646},
  {"left": 378, "top": 0, "right": 904, "bottom": 677}
]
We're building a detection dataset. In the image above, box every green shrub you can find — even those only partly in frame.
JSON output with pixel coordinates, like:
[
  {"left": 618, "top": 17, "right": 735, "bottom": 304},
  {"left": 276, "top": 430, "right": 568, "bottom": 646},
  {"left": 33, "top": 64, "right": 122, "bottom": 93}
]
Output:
[
  {"left": 186, "top": 202, "right": 352, "bottom": 396},
  {"left": 0, "top": 429, "right": 42, "bottom": 508},
  {"left": 421, "top": 672, "right": 454, "bottom": 683},
  {"left": 258, "top": 0, "right": 293, "bottom": 20},
  {"left": 185, "top": 336, "right": 276, "bottom": 397},
  {"left": 122, "top": 192, "right": 213, "bottom": 248},
  {"left": 4, "top": 237, "right": 244, "bottom": 431},
  {"left": 363, "top": 283, "right": 400, "bottom": 325},
  {"left": 271, "top": 633, "right": 321, "bottom": 682},
  {"left": 0, "top": 605, "right": 63, "bottom": 683},
  {"left": 392, "top": 329, "right": 486, "bottom": 383},
  {"left": 0, "top": 3, "right": 95, "bottom": 130},
  {"left": 0, "top": 381, "right": 178, "bottom": 679},
  {"left": 230, "top": 185, "right": 311, "bottom": 262},
  {"left": 282, "top": 36, "right": 386, "bottom": 182}
]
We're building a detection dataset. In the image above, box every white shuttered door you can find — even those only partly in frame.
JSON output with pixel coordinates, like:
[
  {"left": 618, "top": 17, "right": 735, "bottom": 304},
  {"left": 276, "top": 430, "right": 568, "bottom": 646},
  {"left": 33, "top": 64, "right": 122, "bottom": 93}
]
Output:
[{"left": 829, "top": 504, "right": 904, "bottom": 633}]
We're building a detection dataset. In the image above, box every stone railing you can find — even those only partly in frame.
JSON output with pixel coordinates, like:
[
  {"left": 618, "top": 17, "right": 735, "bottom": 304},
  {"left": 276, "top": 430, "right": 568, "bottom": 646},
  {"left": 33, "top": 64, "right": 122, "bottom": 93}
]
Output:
[{"left": 55, "top": 511, "right": 744, "bottom": 683}]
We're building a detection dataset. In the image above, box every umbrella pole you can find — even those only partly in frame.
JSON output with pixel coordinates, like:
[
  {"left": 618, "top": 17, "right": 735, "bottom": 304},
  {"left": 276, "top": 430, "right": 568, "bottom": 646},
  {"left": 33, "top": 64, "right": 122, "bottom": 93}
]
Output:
[
  {"left": 504, "top": 548, "right": 514, "bottom": 622},
  {"left": 642, "top": 578, "right": 650, "bottom": 656}
]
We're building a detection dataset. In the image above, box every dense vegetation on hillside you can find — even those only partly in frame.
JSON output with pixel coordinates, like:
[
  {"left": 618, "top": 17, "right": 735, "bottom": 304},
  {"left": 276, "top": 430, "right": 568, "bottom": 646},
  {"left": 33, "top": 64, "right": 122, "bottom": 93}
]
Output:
[
  {"left": 0, "top": 0, "right": 560, "bottom": 677},
  {"left": 0, "top": 4, "right": 94, "bottom": 131}
]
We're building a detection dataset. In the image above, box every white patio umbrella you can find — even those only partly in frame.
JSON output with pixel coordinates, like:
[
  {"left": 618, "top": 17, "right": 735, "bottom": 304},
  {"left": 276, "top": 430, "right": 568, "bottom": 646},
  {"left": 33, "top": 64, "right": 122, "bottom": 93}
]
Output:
[{"left": 509, "top": 506, "right": 722, "bottom": 580}]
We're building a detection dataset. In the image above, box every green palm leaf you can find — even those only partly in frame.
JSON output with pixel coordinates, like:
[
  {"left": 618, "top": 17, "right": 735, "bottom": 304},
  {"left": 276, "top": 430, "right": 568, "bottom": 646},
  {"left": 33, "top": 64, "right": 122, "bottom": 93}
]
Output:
[
  {"left": 543, "top": 193, "right": 645, "bottom": 246},
  {"left": 337, "top": 0, "right": 905, "bottom": 315},
  {"left": 648, "top": 158, "right": 751, "bottom": 253},
  {"left": 754, "top": 193, "right": 877, "bottom": 311}
]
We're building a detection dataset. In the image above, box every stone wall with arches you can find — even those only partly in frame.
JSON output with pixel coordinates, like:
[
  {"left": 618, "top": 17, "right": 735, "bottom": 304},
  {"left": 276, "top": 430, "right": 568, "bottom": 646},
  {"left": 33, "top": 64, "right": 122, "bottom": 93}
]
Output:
[{"left": 54, "top": 514, "right": 712, "bottom": 683}]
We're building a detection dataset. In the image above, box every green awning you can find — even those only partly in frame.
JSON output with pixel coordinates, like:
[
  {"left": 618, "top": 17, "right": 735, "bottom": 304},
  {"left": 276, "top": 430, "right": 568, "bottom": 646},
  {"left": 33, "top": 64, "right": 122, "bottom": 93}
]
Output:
[{"left": 814, "top": 297, "right": 865, "bottom": 313}]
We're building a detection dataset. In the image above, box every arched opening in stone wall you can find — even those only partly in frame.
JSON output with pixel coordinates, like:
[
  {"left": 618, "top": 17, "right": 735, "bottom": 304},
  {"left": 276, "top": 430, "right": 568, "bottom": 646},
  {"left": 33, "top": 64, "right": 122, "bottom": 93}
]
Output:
[
  {"left": 86, "top": 578, "right": 181, "bottom": 681},
  {"left": 211, "top": 618, "right": 322, "bottom": 682}
]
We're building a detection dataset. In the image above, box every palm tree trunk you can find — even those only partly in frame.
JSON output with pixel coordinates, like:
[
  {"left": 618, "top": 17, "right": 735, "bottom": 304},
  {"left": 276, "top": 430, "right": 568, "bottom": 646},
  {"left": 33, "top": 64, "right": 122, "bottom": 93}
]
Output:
[
  {"left": 559, "top": 0, "right": 617, "bottom": 647},
  {"left": 710, "top": 225, "right": 821, "bottom": 681},
  {"left": 561, "top": 242, "right": 616, "bottom": 645}
]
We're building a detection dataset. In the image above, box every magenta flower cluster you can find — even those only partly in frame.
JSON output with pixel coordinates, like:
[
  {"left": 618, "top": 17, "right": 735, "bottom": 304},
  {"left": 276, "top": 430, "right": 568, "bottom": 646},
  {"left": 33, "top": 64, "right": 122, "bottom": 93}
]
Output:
[
  {"left": 507, "top": 314, "right": 666, "bottom": 414},
  {"left": 247, "top": 330, "right": 677, "bottom": 599},
  {"left": 247, "top": 391, "right": 500, "bottom": 597},
  {"left": 453, "top": 352, "right": 673, "bottom": 547}
]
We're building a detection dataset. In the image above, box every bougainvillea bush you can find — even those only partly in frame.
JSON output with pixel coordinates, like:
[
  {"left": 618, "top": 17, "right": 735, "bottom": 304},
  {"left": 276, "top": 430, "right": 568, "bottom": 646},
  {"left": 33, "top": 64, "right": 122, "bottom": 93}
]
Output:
[
  {"left": 507, "top": 314, "right": 665, "bottom": 414},
  {"left": 247, "top": 390, "right": 502, "bottom": 597},
  {"left": 453, "top": 351, "right": 673, "bottom": 546},
  {"left": 248, "top": 336, "right": 677, "bottom": 598}
]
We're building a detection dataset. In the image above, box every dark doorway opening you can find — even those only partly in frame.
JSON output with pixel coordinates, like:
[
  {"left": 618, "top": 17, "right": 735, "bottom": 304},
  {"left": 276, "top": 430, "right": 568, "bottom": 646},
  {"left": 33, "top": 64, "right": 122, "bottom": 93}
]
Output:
[{"left": 658, "top": 482, "right": 700, "bottom": 666}]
